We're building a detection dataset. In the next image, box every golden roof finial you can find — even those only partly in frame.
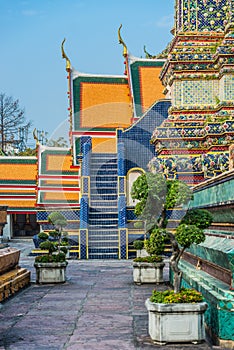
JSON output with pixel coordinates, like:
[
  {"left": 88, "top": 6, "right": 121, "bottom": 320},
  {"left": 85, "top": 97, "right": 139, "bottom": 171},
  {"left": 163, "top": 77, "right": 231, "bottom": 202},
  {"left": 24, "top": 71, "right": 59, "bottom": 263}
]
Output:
[
  {"left": 118, "top": 24, "right": 128, "bottom": 57},
  {"left": 61, "top": 38, "right": 71, "bottom": 71},
  {"left": 143, "top": 45, "right": 157, "bottom": 59},
  {"left": 33, "top": 128, "right": 39, "bottom": 145}
]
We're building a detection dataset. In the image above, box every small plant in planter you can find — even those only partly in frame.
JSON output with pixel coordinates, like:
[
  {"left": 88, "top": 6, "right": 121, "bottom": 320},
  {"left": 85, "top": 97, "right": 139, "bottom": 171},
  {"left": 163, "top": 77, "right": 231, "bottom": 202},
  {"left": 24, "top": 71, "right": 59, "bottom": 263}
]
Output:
[
  {"left": 132, "top": 228, "right": 167, "bottom": 284},
  {"left": 133, "top": 240, "right": 144, "bottom": 251},
  {"left": 131, "top": 172, "right": 213, "bottom": 343},
  {"left": 34, "top": 212, "right": 69, "bottom": 284}
]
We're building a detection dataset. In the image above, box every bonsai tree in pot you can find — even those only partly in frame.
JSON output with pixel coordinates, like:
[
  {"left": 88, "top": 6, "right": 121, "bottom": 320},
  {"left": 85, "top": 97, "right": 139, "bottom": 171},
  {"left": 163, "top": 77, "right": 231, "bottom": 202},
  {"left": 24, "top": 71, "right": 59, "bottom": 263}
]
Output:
[
  {"left": 133, "top": 228, "right": 168, "bottom": 284},
  {"left": 34, "top": 212, "right": 69, "bottom": 284},
  {"left": 131, "top": 172, "right": 213, "bottom": 343}
]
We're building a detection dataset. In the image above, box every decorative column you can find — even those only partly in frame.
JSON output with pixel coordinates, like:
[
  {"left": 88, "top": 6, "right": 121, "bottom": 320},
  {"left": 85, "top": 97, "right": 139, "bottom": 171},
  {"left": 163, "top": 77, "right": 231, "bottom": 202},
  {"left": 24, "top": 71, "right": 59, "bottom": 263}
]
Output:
[
  {"left": 79, "top": 136, "right": 91, "bottom": 259},
  {"left": 117, "top": 134, "right": 128, "bottom": 259}
]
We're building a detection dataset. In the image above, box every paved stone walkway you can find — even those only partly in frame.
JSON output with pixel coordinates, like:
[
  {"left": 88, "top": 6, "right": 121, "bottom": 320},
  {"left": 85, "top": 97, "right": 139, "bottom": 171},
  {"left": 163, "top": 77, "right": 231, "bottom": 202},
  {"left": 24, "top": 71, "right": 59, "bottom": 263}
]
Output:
[{"left": 0, "top": 240, "right": 219, "bottom": 349}]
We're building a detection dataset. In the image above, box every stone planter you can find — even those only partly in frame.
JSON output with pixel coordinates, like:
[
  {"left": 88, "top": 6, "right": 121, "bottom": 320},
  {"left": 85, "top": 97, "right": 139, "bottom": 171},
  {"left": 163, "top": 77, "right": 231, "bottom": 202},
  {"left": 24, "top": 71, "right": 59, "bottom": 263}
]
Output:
[
  {"left": 34, "top": 262, "right": 68, "bottom": 284},
  {"left": 145, "top": 299, "right": 208, "bottom": 344},
  {"left": 133, "top": 261, "right": 165, "bottom": 284}
]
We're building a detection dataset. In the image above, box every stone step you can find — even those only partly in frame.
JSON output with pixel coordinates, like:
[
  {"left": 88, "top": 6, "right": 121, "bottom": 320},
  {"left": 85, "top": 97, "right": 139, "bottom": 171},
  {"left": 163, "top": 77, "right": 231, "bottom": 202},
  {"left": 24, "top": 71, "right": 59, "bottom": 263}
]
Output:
[
  {"left": 89, "top": 207, "right": 118, "bottom": 213},
  {"left": 90, "top": 182, "right": 118, "bottom": 188},
  {"left": 89, "top": 213, "right": 118, "bottom": 219},
  {"left": 90, "top": 170, "right": 117, "bottom": 176},
  {"left": 92, "top": 176, "right": 118, "bottom": 182},
  {"left": 88, "top": 241, "right": 119, "bottom": 247},
  {"left": 90, "top": 194, "right": 118, "bottom": 201},
  {"left": 90, "top": 200, "right": 118, "bottom": 207},
  {"left": 90, "top": 188, "right": 118, "bottom": 195}
]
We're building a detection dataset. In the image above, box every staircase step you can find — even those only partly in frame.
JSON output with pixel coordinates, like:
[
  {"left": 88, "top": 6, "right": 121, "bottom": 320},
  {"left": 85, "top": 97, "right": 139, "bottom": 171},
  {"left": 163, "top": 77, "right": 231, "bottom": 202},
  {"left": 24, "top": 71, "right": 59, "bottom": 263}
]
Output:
[
  {"left": 89, "top": 213, "right": 118, "bottom": 219},
  {"left": 90, "top": 188, "right": 117, "bottom": 195},
  {"left": 91, "top": 163, "right": 117, "bottom": 169},
  {"left": 90, "top": 201, "right": 118, "bottom": 208},
  {"left": 88, "top": 241, "right": 119, "bottom": 247},
  {"left": 89, "top": 234, "right": 119, "bottom": 241},
  {"left": 93, "top": 176, "right": 118, "bottom": 182},
  {"left": 89, "top": 225, "right": 118, "bottom": 229},
  {"left": 87, "top": 153, "right": 119, "bottom": 259},
  {"left": 89, "top": 228, "right": 118, "bottom": 234},
  {"left": 88, "top": 253, "right": 119, "bottom": 259},
  {"left": 91, "top": 153, "right": 117, "bottom": 158},
  {"left": 89, "top": 207, "right": 118, "bottom": 213},
  {"left": 90, "top": 170, "right": 117, "bottom": 176},
  {"left": 90, "top": 195, "right": 118, "bottom": 201},
  {"left": 88, "top": 247, "right": 119, "bottom": 254}
]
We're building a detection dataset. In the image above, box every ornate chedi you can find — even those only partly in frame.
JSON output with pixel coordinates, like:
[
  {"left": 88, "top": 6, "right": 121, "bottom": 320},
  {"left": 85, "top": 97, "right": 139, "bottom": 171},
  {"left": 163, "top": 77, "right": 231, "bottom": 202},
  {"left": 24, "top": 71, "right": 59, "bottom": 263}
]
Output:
[{"left": 149, "top": 0, "right": 234, "bottom": 185}]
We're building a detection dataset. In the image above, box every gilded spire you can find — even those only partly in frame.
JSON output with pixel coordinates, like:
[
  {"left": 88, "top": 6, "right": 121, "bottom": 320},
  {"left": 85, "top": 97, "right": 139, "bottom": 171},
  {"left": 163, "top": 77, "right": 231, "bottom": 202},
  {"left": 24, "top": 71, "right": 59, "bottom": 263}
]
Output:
[
  {"left": 118, "top": 24, "right": 128, "bottom": 57},
  {"left": 61, "top": 38, "right": 71, "bottom": 71}
]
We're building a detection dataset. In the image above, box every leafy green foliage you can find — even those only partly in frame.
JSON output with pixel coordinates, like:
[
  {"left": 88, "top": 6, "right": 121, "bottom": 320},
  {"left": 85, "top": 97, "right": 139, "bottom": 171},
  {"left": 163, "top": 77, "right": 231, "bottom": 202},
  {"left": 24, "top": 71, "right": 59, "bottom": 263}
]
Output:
[
  {"left": 131, "top": 173, "right": 167, "bottom": 232},
  {"left": 133, "top": 240, "right": 144, "bottom": 250},
  {"left": 133, "top": 255, "right": 163, "bottom": 263},
  {"left": 35, "top": 252, "right": 66, "bottom": 263},
  {"left": 175, "top": 224, "right": 206, "bottom": 248},
  {"left": 39, "top": 241, "right": 56, "bottom": 254},
  {"left": 165, "top": 180, "right": 193, "bottom": 209},
  {"left": 38, "top": 232, "right": 49, "bottom": 240},
  {"left": 131, "top": 173, "right": 192, "bottom": 233},
  {"left": 48, "top": 212, "right": 67, "bottom": 228},
  {"left": 181, "top": 209, "right": 213, "bottom": 229},
  {"left": 144, "top": 228, "right": 167, "bottom": 256},
  {"left": 150, "top": 288, "right": 203, "bottom": 304},
  {"left": 36, "top": 212, "right": 68, "bottom": 262},
  {"left": 48, "top": 230, "right": 60, "bottom": 239}
]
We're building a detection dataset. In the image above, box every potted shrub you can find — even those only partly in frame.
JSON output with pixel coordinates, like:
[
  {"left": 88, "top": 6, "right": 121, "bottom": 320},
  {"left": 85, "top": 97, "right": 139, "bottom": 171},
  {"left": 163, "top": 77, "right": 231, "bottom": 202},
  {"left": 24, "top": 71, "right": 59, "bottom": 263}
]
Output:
[
  {"left": 133, "top": 228, "right": 167, "bottom": 284},
  {"left": 34, "top": 212, "right": 69, "bottom": 284},
  {"left": 131, "top": 172, "right": 212, "bottom": 344},
  {"left": 133, "top": 239, "right": 148, "bottom": 258}
]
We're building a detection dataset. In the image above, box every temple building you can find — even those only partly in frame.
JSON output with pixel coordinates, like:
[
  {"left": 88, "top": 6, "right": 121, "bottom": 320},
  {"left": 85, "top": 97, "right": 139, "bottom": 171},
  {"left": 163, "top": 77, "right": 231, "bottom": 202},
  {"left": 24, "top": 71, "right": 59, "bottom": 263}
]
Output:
[
  {"left": 0, "top": 0, "right": 233, "bottom": 345},
  {"left": 0, "top": 0, "right": 233, "bottom": 259}
]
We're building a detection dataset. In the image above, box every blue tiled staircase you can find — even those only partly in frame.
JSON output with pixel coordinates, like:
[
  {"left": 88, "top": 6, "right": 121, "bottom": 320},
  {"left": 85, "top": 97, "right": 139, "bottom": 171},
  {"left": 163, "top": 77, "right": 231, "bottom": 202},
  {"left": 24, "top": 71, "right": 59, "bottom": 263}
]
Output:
[{"left": 88, "top": 153, "right": 119, "bottom": 259}]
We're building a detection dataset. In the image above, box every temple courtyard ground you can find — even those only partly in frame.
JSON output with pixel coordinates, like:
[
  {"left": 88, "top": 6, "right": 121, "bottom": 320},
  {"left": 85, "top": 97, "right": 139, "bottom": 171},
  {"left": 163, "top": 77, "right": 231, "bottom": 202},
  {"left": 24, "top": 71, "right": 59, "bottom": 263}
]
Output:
[{"left": 0, "top": 240, "right": 224, "bottom": 349}]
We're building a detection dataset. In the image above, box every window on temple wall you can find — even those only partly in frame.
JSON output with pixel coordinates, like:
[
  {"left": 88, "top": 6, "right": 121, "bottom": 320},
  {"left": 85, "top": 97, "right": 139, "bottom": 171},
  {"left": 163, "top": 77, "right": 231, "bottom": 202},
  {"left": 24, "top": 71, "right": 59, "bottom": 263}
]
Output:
[
  {"left": 127, "top": 168, "right": 144, "bottom": 206},
  {"left": 12, "top": 213, "right": 40, "bottom": 237}
]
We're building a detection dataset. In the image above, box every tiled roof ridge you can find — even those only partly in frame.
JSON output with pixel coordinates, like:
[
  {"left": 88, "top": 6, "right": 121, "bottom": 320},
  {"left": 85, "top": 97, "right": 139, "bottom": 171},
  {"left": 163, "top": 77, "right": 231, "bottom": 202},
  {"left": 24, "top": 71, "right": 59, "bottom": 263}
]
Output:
[
  {"left": 72, "top": 69, "right": 127, "bottom": 80},
  {"left": 39, "top": 145, "right": 71, "bottom": 152},
  {"left": 129, "top": 54, "right": 166, "bottom": 64}
]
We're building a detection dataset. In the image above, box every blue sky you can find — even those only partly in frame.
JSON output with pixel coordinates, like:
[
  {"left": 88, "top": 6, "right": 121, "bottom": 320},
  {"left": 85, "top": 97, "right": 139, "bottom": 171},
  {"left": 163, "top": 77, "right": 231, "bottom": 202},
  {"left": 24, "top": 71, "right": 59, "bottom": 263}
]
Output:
[{"left": 0, "top": 0, "right": 174, "bottom": 146}]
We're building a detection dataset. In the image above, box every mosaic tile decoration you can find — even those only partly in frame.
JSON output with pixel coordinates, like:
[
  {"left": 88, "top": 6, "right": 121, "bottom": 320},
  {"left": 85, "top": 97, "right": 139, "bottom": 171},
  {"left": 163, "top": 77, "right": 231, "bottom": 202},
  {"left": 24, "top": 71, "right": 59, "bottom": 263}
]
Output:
[
  {"left": 120, "top": 228, "right": 127, "bottom": 259},
  {"left": 120, "top": 100, "right": 170, "bottom": 173},
  {"left": 176, "top": 0, "right": 230, "bottom": 33},
  {"left": 174, "top": 80, "right": 219, "bottom": 106},
  {"left": 223, "top": 75, "right": 234, "bottom": 101}
]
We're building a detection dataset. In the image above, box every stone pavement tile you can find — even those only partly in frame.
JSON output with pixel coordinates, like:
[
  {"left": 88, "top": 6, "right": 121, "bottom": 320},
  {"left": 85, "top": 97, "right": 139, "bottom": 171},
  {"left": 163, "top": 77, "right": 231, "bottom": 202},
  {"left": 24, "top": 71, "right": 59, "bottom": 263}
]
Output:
[
  {"left": 67, "top": 339, "right": 135, "bottom": 350},
  {"left": 0, "top": 249, "right": 214, "bottom": 350}
]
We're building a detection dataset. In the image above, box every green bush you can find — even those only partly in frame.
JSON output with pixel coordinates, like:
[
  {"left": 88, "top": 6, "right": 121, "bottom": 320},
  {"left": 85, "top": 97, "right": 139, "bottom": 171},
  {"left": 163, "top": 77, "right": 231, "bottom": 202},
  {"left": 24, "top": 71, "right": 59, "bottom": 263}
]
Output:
[
  {"left": 38, "top": 232, "right": 49, "bottom": 240},
  {"left": 133, "top": 240, "right": 144, "bottom": 250},
  {"left": 35, "top": 252, "right": 66, "bottom": 263},
  {"left": 150, "top": 288, "right": 203, "bottom": 304},
  {"left": 133, "top": 255, "right": 163, "bottom": 263},
  {"left": 36, "top": 212, "right": 69, "bottom": 263},
  {"left": 144, "top": 228, "right": 167, "bottom": 256},
  {"left": 181, "top": 209, "right": 213, "bottom": 229},
  {"left": 39, "top": 241, "right": 56, "bottom": 254},
  {"left": 175, "top": 224, "right": 206, "bottom": 248}
]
